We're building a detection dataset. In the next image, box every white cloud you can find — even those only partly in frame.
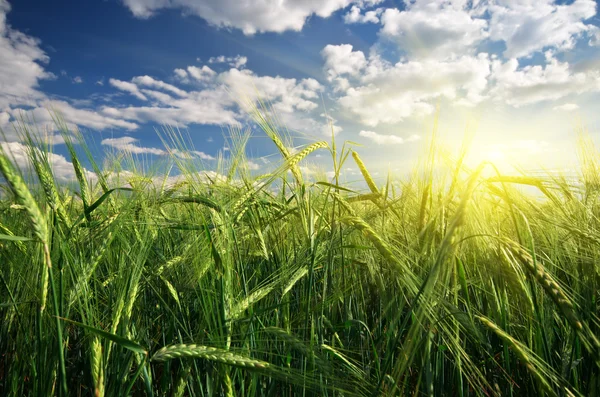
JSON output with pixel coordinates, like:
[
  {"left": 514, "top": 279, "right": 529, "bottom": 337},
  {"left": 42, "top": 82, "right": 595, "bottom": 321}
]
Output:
[
  {"left": 359, "top": 130, "right": 420, "bottom": 145},
  {"left": 590, "top": 25, "right": 600, "bottom": 46},
  {"left": 16, "top": 100, "right": 139, "bottom": 131},
  {"left": 487, "top": 0, "right": 598, "bottom": 59},
  {"left": 174, "top": 65, "right": 217, "bottom": 83},
  {"left": 174, "top": 68, "right": 188, "bottom": 80},
  {"left": 323, "top": 45, "right": 491, "bottom": 125},
  {"left": 354, "top": 0, "right": 384, "bottom": 6},
  {"left": 295, "top": 164, "right": 337, "bottom": 180},
  {"left": 101, "top": 88, "right": 238, "bottom": 126},
  {"left": 121, "top": 0, "right": 356, "bottom": 35},
  {"left": 229, "top": 69, "right": 322, "bottom": 113},
  {"left": 73, "top": 76, "right": 83, "bottom": 84},
  {"left": 187, "top": 65, "right": 217, "bottom": 82},
  {"left": 490, "top": 55, "right": 600, "bottom": 106},
  {"left": 380, "top": 1, "right": 488, "bottom": 60},
  {"left": 0, "top": 0, "right": 55, "bottom": 109},
  {"left": 109, "top": 78, "right": 148, "bottom": 100},
  {"left": 218, "top": 68, "right": 323, "bottom": 113},
  {"left": 321, "top": 44, "right": 367, "bottom": 80},
  {"left": 373, "top": 1, "right": 598, "bottom": 60},
  {"left": 208, "top": 55, "right": 248, "bottom": 68},
  {"left": 140, "top": 89, "right": 173, "bottom": 103},
  {"left": 344, "top": 6, "right": 382, "bottom": 23},
  {"left": 101, "top": 136, "right": 166, "bottom": 155},
  {"left": 269, "top": 108, "right": 341, "bottom": 138},
  {"left": 246, "top": 160, "right": 261, "bottom": 170},
  {"left": 1, "top": 141, "right": 94, "bottom": 182},
  {"left": 553, "top": 103, "right": 579, "bottom": 111},
  {"left": 132, "top": 75, "right": 188, "bottom": 96},
  {"left": 191, "top": 150, "right": 215, "bottom": 160},
  {"left": 321, "top": 121, "right": 343, "bottom": 137},
  {"left": 0, "top": 110, "right": 10, "bottom": 133}
]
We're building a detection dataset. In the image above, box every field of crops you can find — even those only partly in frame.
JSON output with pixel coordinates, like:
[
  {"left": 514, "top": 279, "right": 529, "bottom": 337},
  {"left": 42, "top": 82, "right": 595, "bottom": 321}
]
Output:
[{"left": 1, "top": 114, "right": 599, "bottom": 396}]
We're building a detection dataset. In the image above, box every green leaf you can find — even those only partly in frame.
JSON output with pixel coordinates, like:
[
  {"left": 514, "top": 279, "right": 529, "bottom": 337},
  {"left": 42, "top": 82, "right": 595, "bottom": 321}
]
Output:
[
  {"left": 315, "top": 181, "right": 356, "bottom": 193},
  {"left": 0, "top": 234, "right": 33, "bottom": 242},
  {"left": 86, "top": 187, "right": 134, "bottom": 216},
  {"left": 70, "top": 187, "right": 134, "bottom": 231},
  {"left": 341, "top": 244, "right": 375, "bottom": 251},
  {"left": 58, "top": 317, "right": 147, "bottom": 355}
]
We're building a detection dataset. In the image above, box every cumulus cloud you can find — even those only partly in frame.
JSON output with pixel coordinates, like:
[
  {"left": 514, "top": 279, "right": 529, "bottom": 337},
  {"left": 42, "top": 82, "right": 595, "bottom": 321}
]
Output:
[
  {"left": 72, "top": 76, "right": 83, "bottom": 84},
  {"left": 174, "top": 65, "right": 217, "bottom": 84},
  {"left": 0, "top": 141, "right": 94, "bottom": 182},
  {"left": 109, "top": 78, "right": 148, "bottom": 100},
  {"left": 15, "top": 100, "right": 139, "bottom": 131},
  {"left": 99, "top": 63, "right": 325, "bottom": 129},
  {"left": 490, "top": 54, "right": 600, "bottom": 107},
  {"left": 0, "top": 0, "right": 55, "bottom": 109},
  {"left": 101, "top": 136, "right": 166, "bottom": 155},
  {"left": 132, "top": 75, "right": 187, "bottom": 96},
  {"left": 373, "top": 0, "right": 598, "bottom": 60},
  {"left": 218, "top": 68, "right": 323, "bottom": 113},
  {"left": 187, "top": 65, "right": 218, "bottom": 82},
  {"left": 101, "top": 137, "right": 217, "bottom": 160},
  {"left": 359, "top": 130, "right": 420, "bottom": 145},
  {"left": 101, "top": 88, "right": 238, "bottom": 126},
  {"left": 121, "top": 0, "right": 357, "bottom": 34},
  {"left": 487, "top": 0, "right": 598, "bottom": 59},
  {"left": 322, "top": 45, "right": 491, "bottom": 125},
  {"left": 321, "top": 44, "right": 367, "bottom": 80},
  {"left": 379, "top": 0, "right": 488, "bottom": 59},
  {"left": 344, "top": 6, "right": 382, "bottom": 24},
  {"left": 246, "top": 160, "right": 261, "bottom": 170}
]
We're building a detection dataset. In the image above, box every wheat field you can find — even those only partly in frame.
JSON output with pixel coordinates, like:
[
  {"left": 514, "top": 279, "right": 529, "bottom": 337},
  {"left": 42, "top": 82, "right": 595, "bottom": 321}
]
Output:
[{"left": 1, "top": 112, "right": 599, "bottom": 396}]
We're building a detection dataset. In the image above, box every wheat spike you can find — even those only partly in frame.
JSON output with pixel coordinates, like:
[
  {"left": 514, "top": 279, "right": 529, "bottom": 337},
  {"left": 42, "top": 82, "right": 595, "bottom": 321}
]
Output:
[
  {"left": 230, "top": 286, "right": 274, "bottom": 320},
  {"left": 152, "top": 344, "right": 271, "bottom": 370},
  {"left": 172, "top": 365, "right": 191, "bottom": 397},
  {"left": 288, "top": 141, "right": 328, "bottom": 168},
  {"left": 342, "top": 215, "right": 399, "bottom": 267},
  {"left": 90, "top": 337, "right": 105, "bottom": 397},
  {"left": 0, "top": 149, "right": 52, "bottom": 311},
  {"left": 24, "top": 142, "right": 71, "bottom": 229},
  {"left": 0, "top": 151, "right": 48, "bottom": 243},
  {"left": 282, "top": 266, "right": 308, "bottom": 296},
  {"left": 502, "top": 239, "right": 582, "bottom": 331},
  {"left": 477, "top": 315, "right": 558, "bottom": 397},
  {"left": 352, "top": 150, "right": 380, "bottom": 195}
]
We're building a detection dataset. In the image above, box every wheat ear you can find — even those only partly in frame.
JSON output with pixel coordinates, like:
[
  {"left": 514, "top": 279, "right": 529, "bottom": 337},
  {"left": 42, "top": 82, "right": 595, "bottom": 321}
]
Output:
[
  {"left": 152, "top": 344, "right": 271, "bottom": 370},
  {"left": 0, "top": 150, "right": 51, "bottom": 311}
]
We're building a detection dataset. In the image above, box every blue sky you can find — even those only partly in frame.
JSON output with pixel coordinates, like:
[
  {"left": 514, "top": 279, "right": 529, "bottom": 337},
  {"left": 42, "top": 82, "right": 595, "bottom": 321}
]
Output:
[{"left": 2, "top": 0, "right": 600, "bottom": 182}]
